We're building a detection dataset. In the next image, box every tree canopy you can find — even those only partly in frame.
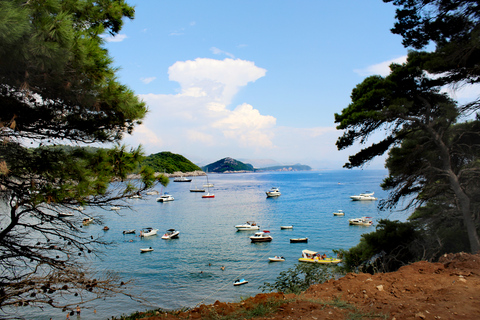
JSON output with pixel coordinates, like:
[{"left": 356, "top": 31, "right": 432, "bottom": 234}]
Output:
[{"left": 0, "top": 0, "right": 165, "bottom": 316}]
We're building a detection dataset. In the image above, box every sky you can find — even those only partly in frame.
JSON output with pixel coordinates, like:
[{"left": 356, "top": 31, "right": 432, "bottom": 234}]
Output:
[{"left": 101, "top": 0, "right": 476, "bottom": 170}]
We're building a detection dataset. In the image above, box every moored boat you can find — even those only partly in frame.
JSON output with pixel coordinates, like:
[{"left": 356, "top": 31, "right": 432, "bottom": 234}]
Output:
[
  {"left": 140, "top": 227, "right": 158, "bottom": 237},
  {"left": 123, "top": 229, "right": 135, "bottom": 234},
  {"left": 110, "top": 206, "right": 121, "bottom": 211},
  {"left": 58, "top": 212, "right": 74, "bottom": 217},
  {"left": 82, "top": 217, "right": 93, "bottom": 225},
  {"left": 174, "top": 176, "right": 192, "bottom": 182},
  {"left": 161, "top": 228, "right": 180, "bottom": 240},
  {"left": 140, "top": 247, "right": 153, "bottom": 253},
  {"left": 250, "top": 230, "right": 273, "bottom": 242},
  {"left": 268, "top": 256, "right": 285, "bottom": 262},
  {"left": 348, "top": 217, "right": 373, "bottom": 226},
  {"left": 233, "top": 278, "right": 248, "bottom": 286},
  {"left": 235, "top": 221, "right": 260, "bottom": 231},
  {"left": 280, "top": 225, "right": 293, "bottom": 229},
  {"left": 202, "top": 192, "right": 215, "bottom": 198},
  {"left": 146, "top": 190, "right": 159, "bottom": 195},
  {"left": 298, "top": 250, "right": 342, "bottom": 264},
  {"left": 157, "top": 192, "right": 174, "bottom": 202},
  {"left": 350, "top": 192, "right": 377, "bottom": 201},
  {"left": 290, "top": 237, "right": 308, "bottom": 243},
  {"left": 266, "top": 187, "right": 281, "bottom": 197},
  {"left": 333, "top": 210, "right": 345, "bottom": 216}
]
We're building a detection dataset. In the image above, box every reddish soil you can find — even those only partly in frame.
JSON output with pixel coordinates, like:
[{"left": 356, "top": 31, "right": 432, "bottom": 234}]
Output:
[{"left": 139, "top": 252, "right": 480, "bottom": 320}]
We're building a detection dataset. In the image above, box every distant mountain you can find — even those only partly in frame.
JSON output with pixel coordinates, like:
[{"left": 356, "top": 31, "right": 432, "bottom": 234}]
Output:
[
  {"left": 257, "top": 164, "right": 312, "bottom": 172},
  {"left": 142, "top": 151, "right": 202, "bottom": 173},
  {"left": 203, "top": 157, "right": 254, "bottom": 173}
]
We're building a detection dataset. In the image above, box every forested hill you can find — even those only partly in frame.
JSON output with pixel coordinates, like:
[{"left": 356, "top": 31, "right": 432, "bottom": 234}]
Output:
[
  {"left": 142, "top": 151, "right": 202, "bottom": 173},
  {"left": 203, "top": 157, "right": 254, "bottom": 173}
]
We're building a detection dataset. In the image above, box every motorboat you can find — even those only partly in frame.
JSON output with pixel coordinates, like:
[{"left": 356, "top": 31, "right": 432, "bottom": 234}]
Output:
[
  {"left": 235, "top": 221, "right": 260, "bottom": 231},
  {"left": 280, "top": 225, "right": 293, "bottom": 229},
  {"left": 174, "top": 176, "right": 192, "bottom": 182},
  {"left": 156, "top": 192, "right": 174, "bottom": 202},
  {"left": 266, "top": 187, "right": 281, "bottom": 197},
  {"left": 348, "top": 217, "right": 373, "bottom": 226},
  {"left": 140, "top": 247, "right": 154, "bottom": 253},
  {"left": 123, "top": 229, "right": 135, "bottom": 234},
  {"left": 268, "top": 256, "right": 285, "bottom": 262},
  {"left": 129, "top": 194, "right": 142, "bottom": 199},
  {"left": 140, "top": 227, "right": 158, "bottom": 237},
  {"left": 110, "top": 206, "right": 121, "bottom": 210},
  {"left": 161, "top": 229, "right": 180, "bottom": 240},
  {"left": 203, "top": 183, "right": 214, "bottom": 188},
  {"left": 290, "top": 238, "right": 308, "bottom": 243},
  {"left": 58, "top": 212, "right": 74, "bottom": 217},
  {"left": 250, "top": 230, "right": 273, "bottom": 242},
  {"left": 233, "top": 278, "right": 248, "bottom": 286},
  {"left": 202, "top": 192, "right": 215, "bottom": 198},
  {"left": 350, "top": 192, "right": 378, "bottom": 201},
  {"left": 146, "top": 190, "right": 159, "bottom": 195},
  {"left": 82, "top": 217, "right": 93, "bottom": 225},
  {"left": 298, "top": 250, "right": 342, "bottom": 264},
  {"left": 333, "top": 210, "right": 345, "bottom": 216}
]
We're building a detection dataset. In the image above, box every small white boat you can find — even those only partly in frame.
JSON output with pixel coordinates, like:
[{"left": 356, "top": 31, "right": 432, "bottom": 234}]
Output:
[
  {"left": 82, "top": 217, "right": 93, "bottom": 225},
  {"left": 75, "top": 206, "right": 85, "bottom": 211},
  {"left": 123, "top": 229, "right": 135, "bottom": 234},
  {"left": 235, "top": 221, "right": 260, "bottom": 231},
  {"left": 110, "top": 206, "right": 121, "bottom": 211},
  {"left": 140, "top": 227, "right": 158, "bottom": 237},
  {"left": 333, "top": 210, "right": 345, "bottom": 216},
  {"left": 140, "top": 247, "right": 153, "bottom": 253},
  {"left": 202, "top": 192, "right": 215, "bottom": 198},
  {"left": 266, "top": 187, "right": 281, "bottom": 197},
  {"left": 233, "top": 278, "right": 248, "bottom": 286},
  {"left": 203, "top": 183, "right": 214, "bottom": 188},
  {"left": 280, "top": 225, "right": 293, "bottom": 229},
  {"left": 290, "top": 237, "right": 308, "bottom": 243},
  {"left": 58, "top": 212, "right": 74, "bottom": 217},
  {"left": 348, "top": 217, "right": 373, "bottom": 226},
  {"left": 156, "top": 192, "right": 174, "bottom": 202},
  {"left": 161, "top": 229, "right": 180, "bottom": 240},
  {"left": 174, "top": 176, "right": 192, "bottom": 182},
  {"left": 129, "top": 194, "right": 142, "bottom": 199},
  {"left": 250, "top": 230, "right": 273, "bottom": 242},
  {"left": 350, "top": 192, "right": 378, "bottom": 201},
  {"left": 268, "top": 256, "right": 285, "bottom": 262},
  {"left": 146, "top": 190, "right": 159, "bottom": 195}
]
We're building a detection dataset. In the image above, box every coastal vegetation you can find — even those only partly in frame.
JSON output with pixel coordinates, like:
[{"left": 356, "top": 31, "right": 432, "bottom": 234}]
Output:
[
  {"left": 0, "top": 0, "right": 165, "bottom": 315},
  {"left": 202, "top": 157, "right": 254, "bottom": 173},
  {"left": 335, "top": 0, "right": 480, "bottom": 259},
  {"left": 142, "top": 151, "right": 202, "bottom": 174}
]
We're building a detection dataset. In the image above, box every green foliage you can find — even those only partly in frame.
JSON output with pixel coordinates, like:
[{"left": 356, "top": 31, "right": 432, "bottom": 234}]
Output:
[
  {"left": 203, "top": 157, "right": 254, "bottom": 173},
  {"left": 260, "top": 263, "right": 339, "bottom": 294},
  {"left": 142, "top": 151, "right": 202, "bottom": 173},
  {"left": 336, "top": 220, "right": 426, "bottom": 274}
]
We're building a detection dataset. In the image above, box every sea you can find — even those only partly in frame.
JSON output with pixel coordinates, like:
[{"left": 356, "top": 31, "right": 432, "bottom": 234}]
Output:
[{"left": 12, "top": 169, "right": 408, "bottom": 320}]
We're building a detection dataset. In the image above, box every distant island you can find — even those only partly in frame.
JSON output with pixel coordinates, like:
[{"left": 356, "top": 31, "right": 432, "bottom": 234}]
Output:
[{"left": 142, "top": 152, "right": 311, "bottom": 175}]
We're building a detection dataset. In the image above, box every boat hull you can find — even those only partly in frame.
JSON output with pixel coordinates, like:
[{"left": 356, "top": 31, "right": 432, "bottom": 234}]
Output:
[
  {"left": 268, "top": 257, "right": 285, "bottom": 262},
  {"left": 235, "top": 226, "right": 260, "bottom": 231},
  {"left": 140, "top": 248, "right": 153, "bottom": 253},
  {"left": 202, "top": 194, "right": 215, "bottom": 198},
  {"left": 298, "top": 258, "right": 342, "bottom": 264},
  {"left": 250, "top": 237, "right": 272, "bottom": 242},
  {"left": 140, "top": 229, "right": 158, "bottom": 237},
  {"left": 290, "top": 238, "right": 308, "bottom": 243},
  {"left": 280, "top": 226, "right": 293, "bottom": 229},
  {"left": 161, "top": 231, "right": 180, "bottom": 239},
  {"left": 233, "top": 280, "right": 248, "bottom": 286}
]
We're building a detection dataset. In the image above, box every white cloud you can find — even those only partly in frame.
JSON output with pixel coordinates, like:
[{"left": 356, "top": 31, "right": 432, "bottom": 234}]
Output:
[
  {"left": 104, "top": 34, "right": 128, "bottom": 43},
  {"left": 354, "top": 56, "right": 407, "bottom": 77},
  {"left": 141, "top": 77, "right": 156, "bottom": 84},
  {"left": 210, "top": 47, "right": 235, "bottom": 58}
]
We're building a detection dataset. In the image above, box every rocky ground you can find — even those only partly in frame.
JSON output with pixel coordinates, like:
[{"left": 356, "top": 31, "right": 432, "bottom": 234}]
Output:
[{"left": 132, "top": 252, "right": 480, "bottom": 320}]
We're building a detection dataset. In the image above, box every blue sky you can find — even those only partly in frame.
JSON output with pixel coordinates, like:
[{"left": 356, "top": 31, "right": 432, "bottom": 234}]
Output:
[{"left": 101, "top": 0, "right": 470, "bottom": 169}]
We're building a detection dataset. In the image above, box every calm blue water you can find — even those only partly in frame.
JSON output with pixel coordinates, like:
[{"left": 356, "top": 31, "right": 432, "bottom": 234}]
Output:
[{"left": 18, "top": 169, "right": 406, "bottom": 320}]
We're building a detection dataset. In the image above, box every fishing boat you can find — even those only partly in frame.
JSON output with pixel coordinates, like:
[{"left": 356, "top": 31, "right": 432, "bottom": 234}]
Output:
[
  {"left": 202, "top": 173, "right": 215, "bottom": 198},
  {"left": 233, "top": 278, "right": 248, "bottom": 286},
  {"left": 156, "top": 192, "right": 174, "bottom": 202},
  {"left": 189, "top": 176, "right": 205, "bottom": 192},
  {"left": 290, "top": 237, "right": 308, "bottom": 243},
  {"left": 161, "top": 228, "right": 180, "bottom": 239},
  {"left": 350, "top": 192, "right": 377, "bottom": 201},
  {"left": 266, "top": 187, "right": 281, "bottom": 197},
  {"left": 268, "top": 256, "right": 285, "bottom": 262},
  {"left": 174, "top": 176, "right": 192, "bottom": 182},
  {"left": 140, "top": 247, "right": 154, "bottom": 253},
  {"left": 333, "top": 210, "right": 345, "bottom": 216},
  {"left": 140, "top": 227, "right": 158, "bottom": 237},
  {"left": 122, "top": 229, "right": 135, "bottom": 234},
  {"left": 58, "top": 212, "right": 74, "bottom": 217},
  {"left": 280, "top": 225, "right": 293, "bottom": 229},
  {"left": 298, "top": 250, "right": 342, "bottom": 264},
  {"left": 82, "top": 217, "right": 93, "bottom": 225},
  {"left": 348, "top": 217, "right": 373, "bottom": 226},
  {"left": 250, "top": 230, "right": 273, "bottom": 242},
  {"left": 235, "top": 221, "right": 260, "bottom": 231}
]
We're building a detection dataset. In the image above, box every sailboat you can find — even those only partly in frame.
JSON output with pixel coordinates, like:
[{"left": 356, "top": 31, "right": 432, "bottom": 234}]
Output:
[
  {"left": 203, "top": 169, "right": 214, "bottom": 188},
  {"left": 190, "top": 175, "right": 205, "bottom": 192},
  {"left": 202, "top": 172, "right": 215, "bottom": 198}
]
